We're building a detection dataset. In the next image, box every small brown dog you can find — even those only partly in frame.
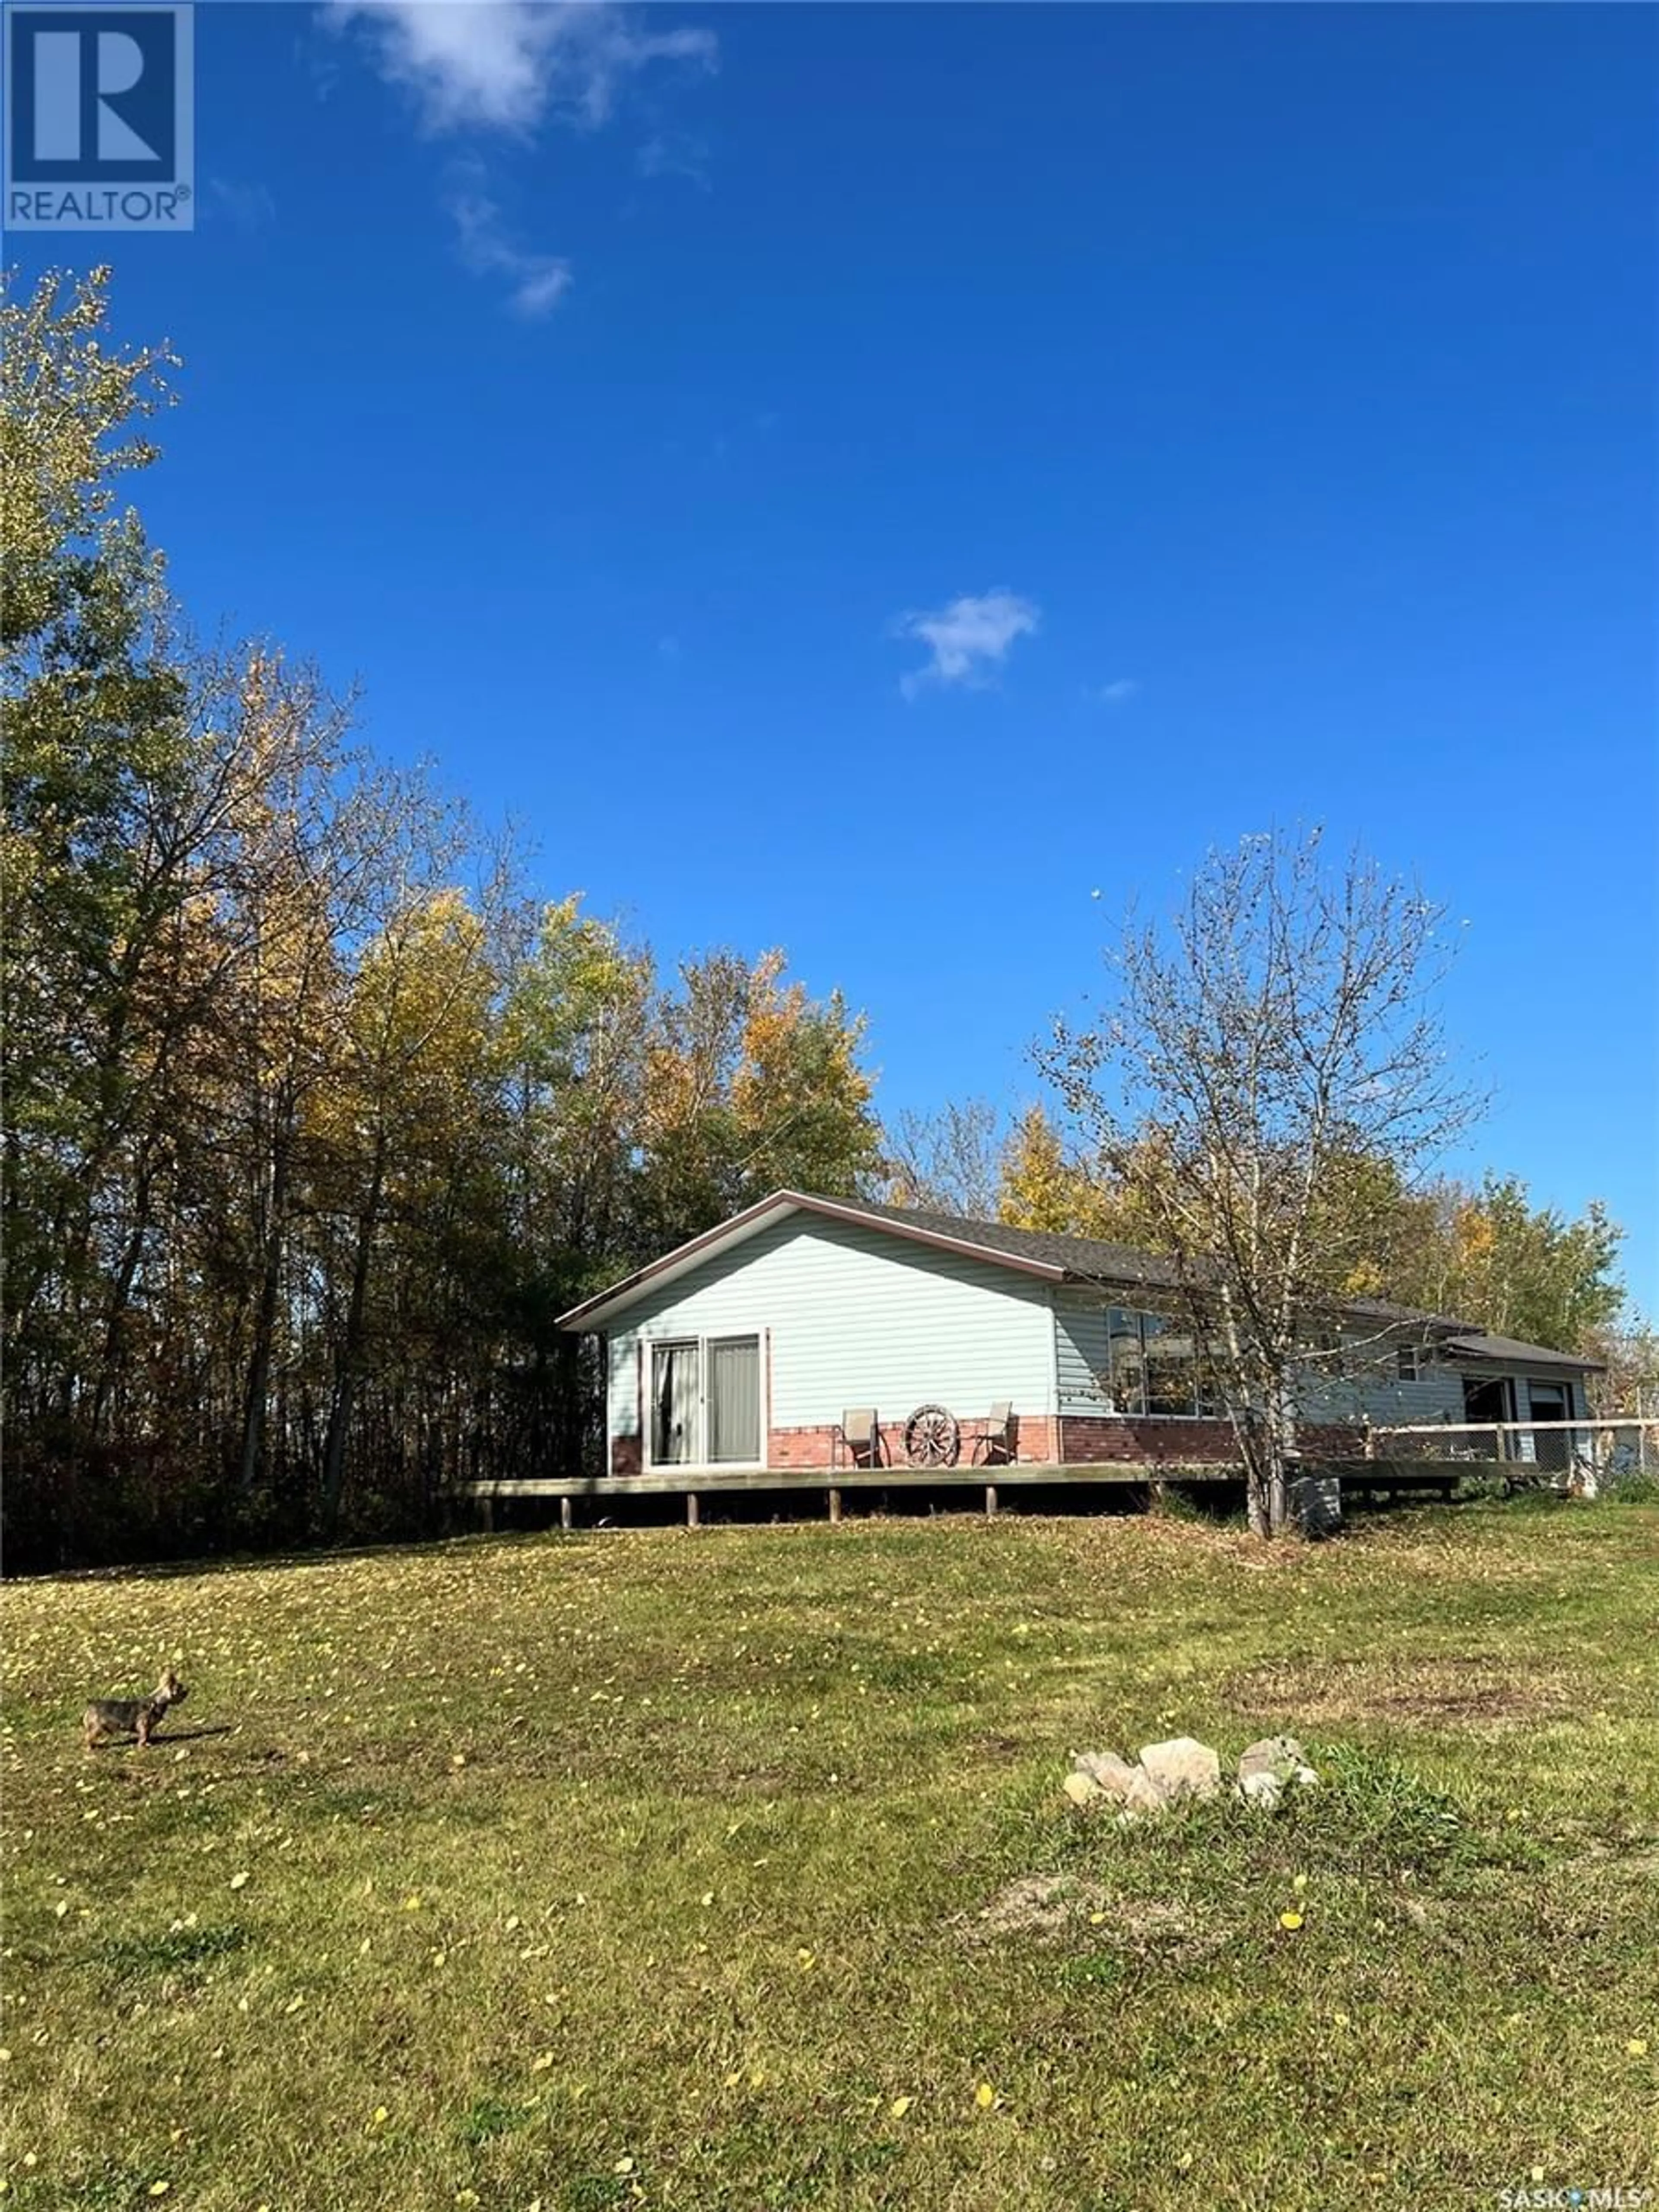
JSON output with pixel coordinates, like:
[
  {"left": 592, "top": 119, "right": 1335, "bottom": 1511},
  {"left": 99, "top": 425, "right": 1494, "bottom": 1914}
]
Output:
[{"left": 83, "top": 1668, "right": 188, "bottom": 1750}]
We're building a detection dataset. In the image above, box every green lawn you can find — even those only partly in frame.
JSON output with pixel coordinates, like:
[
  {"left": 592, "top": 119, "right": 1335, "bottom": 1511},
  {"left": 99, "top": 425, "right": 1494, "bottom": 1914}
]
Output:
[{"left": 3, "top": 1503, "right": 1656, "bottom": 2212}]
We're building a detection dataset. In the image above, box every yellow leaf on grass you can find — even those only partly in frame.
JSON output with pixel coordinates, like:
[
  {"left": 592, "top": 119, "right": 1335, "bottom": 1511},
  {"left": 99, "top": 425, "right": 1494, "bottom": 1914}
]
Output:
[
  {"left": 613, "top": 2156, "right": 636, "bottom": 2176},
  {"left": 975, "top": 2082, "right": 996, "bottom": 2110},
  {"left": 1279, "top": 1911, "right": 1304, "bottom": 1932},
  {"left": 890, "top": 2096, "right": 913, "bottom": 2120},
  {"left": 1628, "top": 2039, "right": 1650, "bottom": 2057},
  {"left": 229, "top": 1872, "right": 250, "bottom": 1891}
]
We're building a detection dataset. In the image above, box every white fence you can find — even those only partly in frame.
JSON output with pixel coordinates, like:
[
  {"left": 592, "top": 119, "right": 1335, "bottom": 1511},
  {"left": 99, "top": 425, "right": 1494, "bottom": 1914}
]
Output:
[{"left": 1363, "top": 1417, "right": 1658, "bottom": 1497}]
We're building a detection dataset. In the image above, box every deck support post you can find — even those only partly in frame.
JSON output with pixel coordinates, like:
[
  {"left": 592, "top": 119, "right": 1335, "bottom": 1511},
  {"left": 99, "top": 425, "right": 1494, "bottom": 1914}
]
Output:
[
  {"left": 984, "top": 1484, "right": 998, "bottom": 1518},
  {"left": 828, "top": 1487, "right": 842, "bottom": 1525},
  {"left": 480, "top": 1494, "right": 495, "bottom": 1535},
  {"left": 560, "top": 1497, "right": 573, "bottom": 1532},
  {"left": 686, "top": 1491, "right": 700, "bottom": 1529}
]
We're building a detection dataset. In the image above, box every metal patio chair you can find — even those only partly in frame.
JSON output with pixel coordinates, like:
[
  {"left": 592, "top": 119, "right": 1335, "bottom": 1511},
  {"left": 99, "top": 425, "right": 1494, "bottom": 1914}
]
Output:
[
  {"left": 835, "top": 1408, "right": 880, "bottom": 1471},
  {"left": 969, "top": 1401, "right": 1014, "bottom": 1467}
]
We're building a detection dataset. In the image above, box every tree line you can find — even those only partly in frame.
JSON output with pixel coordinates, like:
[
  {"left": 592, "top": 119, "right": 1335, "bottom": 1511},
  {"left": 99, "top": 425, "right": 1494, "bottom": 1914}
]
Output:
[
  {"left": 2, "top": 269, "right": 1642, "bottom": 1562},
  {"left": 3, "top": 269, "right": 881, "bottom": 1565}
]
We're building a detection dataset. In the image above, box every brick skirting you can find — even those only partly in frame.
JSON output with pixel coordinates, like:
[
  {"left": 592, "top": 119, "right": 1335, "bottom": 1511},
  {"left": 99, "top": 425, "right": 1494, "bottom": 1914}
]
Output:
[{"left": 609, "top": 1413, "right": 1367, "bottom": 1477}]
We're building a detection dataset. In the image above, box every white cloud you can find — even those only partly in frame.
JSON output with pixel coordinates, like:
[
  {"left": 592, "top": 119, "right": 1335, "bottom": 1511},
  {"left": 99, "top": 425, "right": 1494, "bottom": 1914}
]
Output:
[
  {"left": 326, "top": 1, "right": 716, "bottom": 135},
  {"left": 895, "top": 588, "right": 1039, "bottom": 697},
  {"left": 447, "top": 170, "right": 572, "bottom": 317},
  {"left": 1090, "top": 678, "right": 1138, "bottom": 706},
  {"left": 326, "top": 3, "right": 715, "bottom": 317}
]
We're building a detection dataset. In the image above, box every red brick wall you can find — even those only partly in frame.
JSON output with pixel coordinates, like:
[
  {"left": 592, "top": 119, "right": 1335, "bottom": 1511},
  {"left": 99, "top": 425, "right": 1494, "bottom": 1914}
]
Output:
[
  {"left": 1059, "top": 1415, "right": 1367, "bottom": 1465},
  {"left": 1059, "top": 1416, "right": 1238, "bottom": 1465},
  {"left": 769, "top": 1413, "right": 1060, "bottom": 1472},
  {"left": 1300, "top": 1422, "right": 1369, "bottom": 1462}
]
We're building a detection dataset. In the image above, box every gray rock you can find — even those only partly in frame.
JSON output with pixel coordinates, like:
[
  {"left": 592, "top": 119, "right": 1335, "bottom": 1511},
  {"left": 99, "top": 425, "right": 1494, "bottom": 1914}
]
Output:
[
  {"left": 1138, "top": 1737, "right": 1222, "bottom": 1802},
  {"left": 1071, "top": 1751, "right": 1142, "bottom": 1801},
  {"left": 1292, "top": 1765, "right": 1319, "bottom": 1789},
  {"left": 1236, "top": 1735, "right": 1307, "bottom": 1784},
  {"left": 1062, "top": 1770, "right": 1103, "bottom": 1807},
  {"left": 1121, "top": 1769, "right": 1171, "bottom": 1818},
  {"left": 1237, "top": 1769, "right": 1284, "bottom": 1810}
]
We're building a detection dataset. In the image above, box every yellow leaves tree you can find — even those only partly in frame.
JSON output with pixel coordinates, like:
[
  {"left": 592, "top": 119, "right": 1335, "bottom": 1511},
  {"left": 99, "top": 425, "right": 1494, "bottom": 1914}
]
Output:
[
  {"left": 309, "top": 884, "right": 504, "bottom": 1527},
  {"left": 640, "top": 949, "right": 880, "bottom": 1250}
]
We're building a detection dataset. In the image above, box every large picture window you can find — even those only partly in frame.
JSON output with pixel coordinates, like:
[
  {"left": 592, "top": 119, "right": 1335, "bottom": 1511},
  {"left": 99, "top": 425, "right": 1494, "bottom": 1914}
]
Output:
[
  {"left": 648, "top": 1334, "right": 763, "bottom": 1468},
  {"left": 1105, "top": 1309, "right": 1216, "bottom": 1419}
]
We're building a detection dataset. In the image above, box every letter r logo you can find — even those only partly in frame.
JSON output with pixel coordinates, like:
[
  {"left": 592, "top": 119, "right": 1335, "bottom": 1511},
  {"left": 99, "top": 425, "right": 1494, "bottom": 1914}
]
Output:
[{"left": 7, "top": 8, "right": 178, "bottom": 180}]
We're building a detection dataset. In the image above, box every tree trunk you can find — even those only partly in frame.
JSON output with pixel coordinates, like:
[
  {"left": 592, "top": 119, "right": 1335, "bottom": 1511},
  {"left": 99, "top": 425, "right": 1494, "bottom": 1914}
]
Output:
[
  {"left": 320, "top": 1132, "right": 385, "bottom": 1534},
  {"left": 238, "top": 1136, "right": 289, "bottom": 1498}
]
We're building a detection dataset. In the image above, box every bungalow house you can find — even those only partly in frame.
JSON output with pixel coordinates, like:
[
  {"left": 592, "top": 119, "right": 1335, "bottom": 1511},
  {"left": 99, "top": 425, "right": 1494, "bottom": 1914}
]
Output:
[{"left": 557, "top": 1191, "right": 1600, "bottom": 1481}]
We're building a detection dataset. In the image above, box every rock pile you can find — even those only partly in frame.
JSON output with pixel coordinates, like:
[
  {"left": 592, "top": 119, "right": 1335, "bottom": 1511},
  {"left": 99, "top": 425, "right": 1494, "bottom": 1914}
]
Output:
[{"left": 1063, "top": 1733, "right": 1318, "bottom": 1821}]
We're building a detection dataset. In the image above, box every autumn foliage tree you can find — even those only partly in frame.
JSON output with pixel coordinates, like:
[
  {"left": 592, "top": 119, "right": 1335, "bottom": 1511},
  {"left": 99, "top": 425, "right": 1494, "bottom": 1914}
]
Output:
[
  {"left": 1041, "top": 830, "right": 1479, "bottom": 1537},
  {"left": 0, "top": 269, "right": 880, "bottom": 1565}
]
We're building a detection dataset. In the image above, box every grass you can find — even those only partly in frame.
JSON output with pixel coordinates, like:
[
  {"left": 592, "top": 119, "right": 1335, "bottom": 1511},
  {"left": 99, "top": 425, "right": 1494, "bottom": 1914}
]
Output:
[{"left": 3, "top": 1500, "right": 1656, "bottom": 2211}]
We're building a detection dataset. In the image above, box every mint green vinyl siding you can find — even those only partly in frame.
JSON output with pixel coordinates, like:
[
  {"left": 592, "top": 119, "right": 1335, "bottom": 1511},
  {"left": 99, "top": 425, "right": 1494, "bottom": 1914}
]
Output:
[
  {"left": 606, "top": 1214, "right": 1055, "bottom": 1452},
  {"left": 1054, "top": 1292, "right": 1113, "bottom": 1412}
]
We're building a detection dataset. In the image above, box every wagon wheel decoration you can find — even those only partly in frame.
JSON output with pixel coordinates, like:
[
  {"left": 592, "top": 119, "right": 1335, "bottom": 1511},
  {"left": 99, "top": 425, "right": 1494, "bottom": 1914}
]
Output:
[{"left": 903, "top": 1403, "right": 961, "bottom": 1468}]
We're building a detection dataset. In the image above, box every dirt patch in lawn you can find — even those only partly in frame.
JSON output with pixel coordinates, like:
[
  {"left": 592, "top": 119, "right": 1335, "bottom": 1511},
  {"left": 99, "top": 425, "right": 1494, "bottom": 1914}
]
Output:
[
  {"left": 958, "top": 1878, "right": 1216, "bottom": 1960},
  {"left": 959, "top": 1875, "right": 1110, "bottom": 1943},
  {"left": 1224, "top": 1656, "right": 1575, "bottom": 1726}
]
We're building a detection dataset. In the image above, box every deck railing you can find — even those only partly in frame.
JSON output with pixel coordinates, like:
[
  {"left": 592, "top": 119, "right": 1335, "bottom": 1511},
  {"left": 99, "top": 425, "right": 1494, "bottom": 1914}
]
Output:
[{"left": 1363, "top": 1417, "right": 1657, "bottom": 1494}]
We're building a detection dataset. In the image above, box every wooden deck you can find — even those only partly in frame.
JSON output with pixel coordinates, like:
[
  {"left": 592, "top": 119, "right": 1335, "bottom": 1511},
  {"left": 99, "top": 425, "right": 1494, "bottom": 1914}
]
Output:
[{"left": 456, "top": 1458, "right": 1478, "bottom": 1527}]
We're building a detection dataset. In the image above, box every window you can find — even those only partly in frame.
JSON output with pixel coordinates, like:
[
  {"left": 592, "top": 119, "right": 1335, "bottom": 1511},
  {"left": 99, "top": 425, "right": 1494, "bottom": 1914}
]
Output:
[
  {"left": 1105, "top": 1308, "right": 1212, "bottom": 1419},
  {"left": 1107, "top": 1307, "right": 1146, "bottom": 1414},
  {"left": 648, "top": 1334, "right": 763, "bottom": 1468},
  {"left": 1396, "top": 1345, "right": 1424, "bottom": 1382},
  {"left": 1143, "top": 1315, "right": 1200, "bottom": 1417}
]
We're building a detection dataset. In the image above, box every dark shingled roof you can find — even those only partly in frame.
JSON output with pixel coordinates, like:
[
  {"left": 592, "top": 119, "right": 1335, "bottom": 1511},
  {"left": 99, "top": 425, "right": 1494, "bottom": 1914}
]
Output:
[
  {"left": 848, "top": 1197, "right": 1183, "bottom": 1290},
  {"left": 849, "top": 1199, "right": 1468, "bottom": 1328},
  {"left": 1442, "top": 1331, "right": 1604, "bottom": 1374}
]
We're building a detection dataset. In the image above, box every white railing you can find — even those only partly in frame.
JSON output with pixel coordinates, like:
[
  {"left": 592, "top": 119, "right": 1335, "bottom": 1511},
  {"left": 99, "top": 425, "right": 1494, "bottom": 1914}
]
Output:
[{"left": 1363, "top": 1417, "right": 1658, "bottom": 1496}]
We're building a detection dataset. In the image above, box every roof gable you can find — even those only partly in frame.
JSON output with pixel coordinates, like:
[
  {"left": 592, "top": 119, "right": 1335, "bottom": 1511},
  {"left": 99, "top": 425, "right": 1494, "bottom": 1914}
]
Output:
[{"left": 556, "top": 1191, "right": 1070, "bottom": 1331}]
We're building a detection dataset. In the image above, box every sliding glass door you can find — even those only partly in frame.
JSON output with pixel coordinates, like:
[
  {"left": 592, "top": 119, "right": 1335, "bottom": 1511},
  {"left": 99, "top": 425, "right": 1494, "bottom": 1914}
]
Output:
[
  {"left": 651, "top": 1341, "right": 700, "bottom": 1465},
  {"left": 706, "top": 1336, "right": 760, "bottom": 1464},
  {"left": 648, "top": 1334, "right": 762, "bottom": 1467}
]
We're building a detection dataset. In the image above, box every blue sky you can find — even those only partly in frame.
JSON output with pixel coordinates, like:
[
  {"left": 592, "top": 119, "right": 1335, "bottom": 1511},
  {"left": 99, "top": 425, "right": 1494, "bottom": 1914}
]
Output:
[{"left": 14, "top": 2, "right": 1657, "bottom": 1301}]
